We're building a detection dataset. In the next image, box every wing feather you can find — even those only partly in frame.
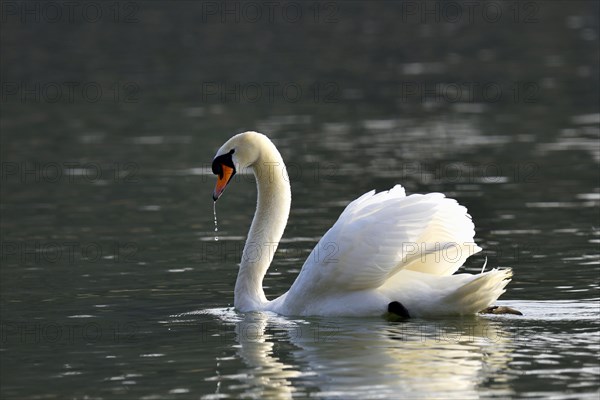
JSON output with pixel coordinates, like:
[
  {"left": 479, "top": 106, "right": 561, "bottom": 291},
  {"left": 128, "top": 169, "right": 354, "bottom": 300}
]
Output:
[{"left": 286, "top": 185, "right": 481, "bottom": 300}]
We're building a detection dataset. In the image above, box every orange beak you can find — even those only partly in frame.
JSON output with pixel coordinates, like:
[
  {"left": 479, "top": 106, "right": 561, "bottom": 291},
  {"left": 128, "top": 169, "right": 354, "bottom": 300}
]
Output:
[{"left": 213, "top": 164, "right": 235, "bottom": 201}]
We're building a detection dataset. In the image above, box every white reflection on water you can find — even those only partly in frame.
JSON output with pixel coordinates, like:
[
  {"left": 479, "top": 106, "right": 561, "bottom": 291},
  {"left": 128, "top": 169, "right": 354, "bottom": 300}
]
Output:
[
  {"left": 176, "top": 300, "right": 600, "bottom": 399},
  {"left": 194, "top": 308, "right": 519, "bottom": 399}
]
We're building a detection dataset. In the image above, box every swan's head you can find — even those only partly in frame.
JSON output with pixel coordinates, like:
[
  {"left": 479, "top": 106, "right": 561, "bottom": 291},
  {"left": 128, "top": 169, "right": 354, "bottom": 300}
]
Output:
[{"left": 211, "top": 131, "right": 265, "bottom": 201}]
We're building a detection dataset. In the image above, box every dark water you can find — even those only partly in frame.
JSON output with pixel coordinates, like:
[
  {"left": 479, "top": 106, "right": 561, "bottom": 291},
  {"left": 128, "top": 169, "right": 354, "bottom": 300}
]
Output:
[{"left": 1, "top": 1, "right": 599, "bottom": 398}]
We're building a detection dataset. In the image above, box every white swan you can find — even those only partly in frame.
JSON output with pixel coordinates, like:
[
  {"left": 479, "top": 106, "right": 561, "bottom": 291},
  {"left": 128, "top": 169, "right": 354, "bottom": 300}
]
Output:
[{"left": 211, "top": 131, "right": 513, "bottom": 317}]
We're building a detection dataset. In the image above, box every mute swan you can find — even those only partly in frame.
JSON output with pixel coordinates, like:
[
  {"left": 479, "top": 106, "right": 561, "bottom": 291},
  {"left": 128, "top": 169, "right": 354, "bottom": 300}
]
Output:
[{"left": 211, "top": 131, "right": 514, "bottom": 317}]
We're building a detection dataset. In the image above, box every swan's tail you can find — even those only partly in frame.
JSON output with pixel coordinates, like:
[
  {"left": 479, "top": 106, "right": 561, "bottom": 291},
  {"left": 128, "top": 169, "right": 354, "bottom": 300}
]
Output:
[{"left": 443, "top": 268, "right": 513, "bottom": 315}]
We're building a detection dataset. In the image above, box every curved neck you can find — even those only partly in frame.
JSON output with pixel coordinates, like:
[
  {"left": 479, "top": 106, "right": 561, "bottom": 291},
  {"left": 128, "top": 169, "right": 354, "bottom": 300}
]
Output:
[{"left": 234, "top": 142, "right": 291, "bottom": 311}]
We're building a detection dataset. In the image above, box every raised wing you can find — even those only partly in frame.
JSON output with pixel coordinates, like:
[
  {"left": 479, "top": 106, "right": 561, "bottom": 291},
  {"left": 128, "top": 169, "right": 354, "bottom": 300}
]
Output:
[{"left": 286, "top": 185, "right": 481, "bottom": 298}]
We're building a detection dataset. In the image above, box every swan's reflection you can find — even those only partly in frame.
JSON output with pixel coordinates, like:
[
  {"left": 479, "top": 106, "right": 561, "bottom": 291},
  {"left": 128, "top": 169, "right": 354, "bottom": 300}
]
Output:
[
  {"left": 231, "top": 312, "right": 303, "bottom": 398},
  {"left": 207, "top": 309, "right": 517, "bottom": 398}
]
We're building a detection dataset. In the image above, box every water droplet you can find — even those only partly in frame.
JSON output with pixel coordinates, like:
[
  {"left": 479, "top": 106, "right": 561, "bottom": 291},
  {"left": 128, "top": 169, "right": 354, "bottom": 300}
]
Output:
[{"left": 213, "top": 201, "right": 219, "bottom": 241}]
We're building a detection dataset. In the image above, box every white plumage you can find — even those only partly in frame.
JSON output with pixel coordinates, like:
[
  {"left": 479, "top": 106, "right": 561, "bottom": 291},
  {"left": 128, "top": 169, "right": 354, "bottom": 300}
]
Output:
[{"left": 212, "top": 131, "right": 512, "bottom": 317}]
